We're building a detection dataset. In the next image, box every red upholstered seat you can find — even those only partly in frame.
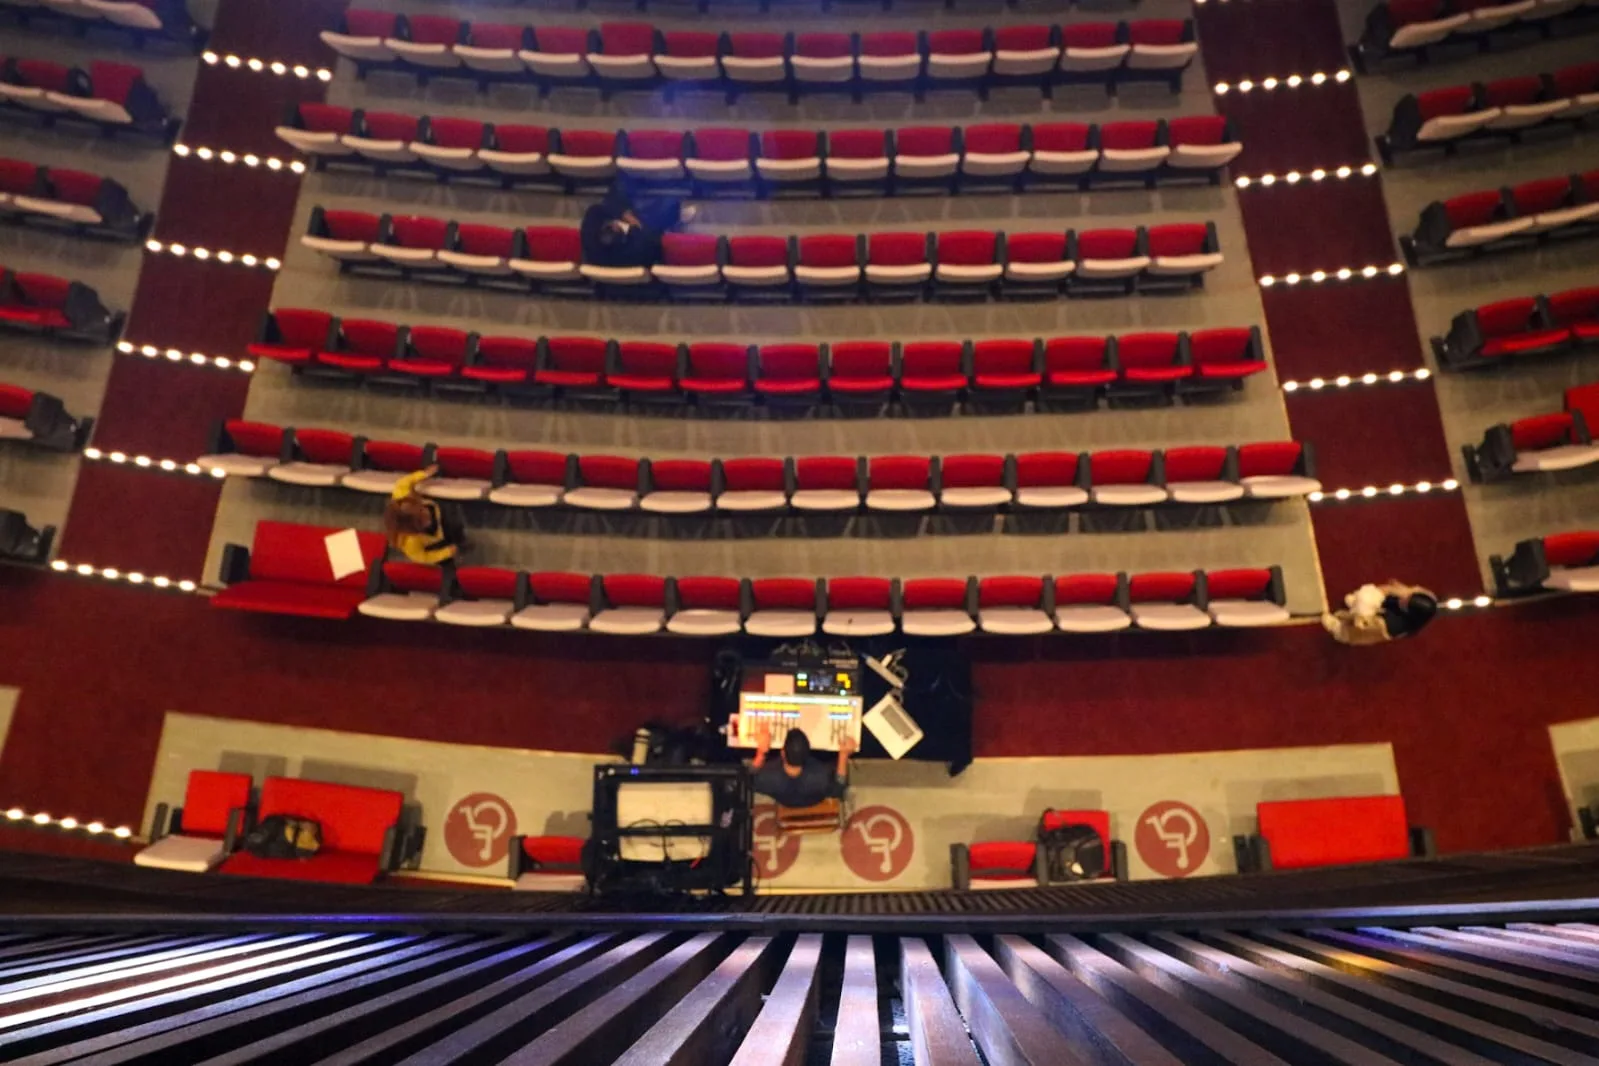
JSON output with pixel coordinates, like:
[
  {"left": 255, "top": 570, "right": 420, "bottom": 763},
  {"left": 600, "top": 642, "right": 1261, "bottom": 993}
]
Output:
[
  {"left": 1044, "top": 337, "right": 1116, "bottom": 387},
  {"left": 971, "top": 338, "right": 1040, "bottom": 391},
  {"left": 899, "top": 341, "right": 966, "bottom": 394},
  {"left": 536, "top": 336, "right": 608, "bottom": 389},
  {"left": 966, "top": 841, "right": 1037, "bottom": 880},
  {"left": 754, "top": 344, "right": 822, "bottom": 398},
  {"left": 681, "top": 343, "right": 749, "bottom": 396},
  {"left": 218, "top": 850, "right": 385, "bottom": 884},
  {"left": 828, "top": 341, "right": 894, "bottom": 395},
  {"left": 180, "top": 770, "right": 253, "bottom": 836},
  {"left": 211, "top": 521, "right": 386, "bottom": 619},
  {"left": 467, "top": 335, "right": 539, "bottom": 385},
  {"left": 1040, "top": 808, "right": 1112, "bottom": 852},
  {"left": 610, "top": 341, "right": 678, "bottom": 394},
  {"left": 521, "top": 835, "right": 585, "bottom": 869},
  {"left": 1256, "top": 795, "right": 1412, "bottom": 870}
]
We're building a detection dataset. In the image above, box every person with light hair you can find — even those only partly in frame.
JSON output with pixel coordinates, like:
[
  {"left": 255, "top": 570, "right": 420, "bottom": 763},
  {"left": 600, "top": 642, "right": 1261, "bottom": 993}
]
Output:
[{"left": 1322, "top": 580, "right": 1438, "bottom": 645}]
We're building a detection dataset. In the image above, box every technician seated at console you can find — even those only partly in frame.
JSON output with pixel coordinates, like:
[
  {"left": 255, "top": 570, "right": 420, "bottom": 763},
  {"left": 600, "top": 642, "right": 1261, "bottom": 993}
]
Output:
[{"left": 751, "top": 723, "right": 856, "bottom": 809}]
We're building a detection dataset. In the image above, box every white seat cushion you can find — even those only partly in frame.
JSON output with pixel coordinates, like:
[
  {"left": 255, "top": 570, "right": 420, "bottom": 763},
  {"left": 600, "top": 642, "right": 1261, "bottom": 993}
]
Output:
[
  {"left": 745, "top": 610, "right": 817, "bottom": 637},
  {"left": 589, "top": 55, "right": 656, "bottom": 79},
  {"left": 268, "top": 462, "right": 350, "bottom": 487},
  {"left": 302, "top": 235, "right": 375, "bottom": 261},
  {"left": 1030, "top": 150, "right": 1101, "bottom": 175},
  {"left": 478, "top": 150, "right": 549, "bottom": 176},
  {"left": 1167, "top": 481, "right": 1245, "bottom": 504},
  {"left": 548, "top": 155, "right": 617, "bottom": 178},
  {"left": 1209, "top": 600, "right": 1290, "bottom": 627},
  {"left": 564, "top": 487, "right": 638, "bottom": 510},
  {"left": 1127, "top": 43, "right": 1198, "bottom": 70},
  {"left": 1547, "top": 566, "right": 1599, "bottom": 592},
  {"left": 436, "top": 600, "right": 514, "bottom": 626},
  {"left": 666, "top": 609, "right": 744, "bottom": 636},
  {"left": 828, "top": 158, "right": 891, "bottom": 181},
  {"left": 197, "top": 453, "right": 276, "bottom": 478},
  {"left": 1077, "top": 256, "right": 1150, "bottom": 279},
  {"left": 439, "top": 251, "right": 511, "bottom": 275},
  {"left": 937, "top": 263, "right": 1003, "bottom": 284},
  {"left": 1099, "top": 147, "right": 1172, "bottom": 172},
  {"left": 895, "top": 154, "right": 961, "bottom": 179},
  {"left": 519, "top": 52, "right": 590, "bottom": 78},
  {"left": 927, "top": 53, "right": 992, "bottom": 79},
  {"left": 341, "top": 470, "right": 410, "bottom": 494},
  {"left": 979, "top": 608, "right": 1053, "bottom": 635},
  {"left": 723, "top": 57, "right": 787, "bottom": 81},
  {"left": 823, "top": 610, "right": 897, "bottom": 637},
  {"left": 1091, "top": 485, "right": 1168, "bottom": 506},
  {"left": 866, "top": 263, "right": 932, "bottom": 284},
  {"left": 511, "top": 603, "right": 591, "bottom": 631},
  {"left": 513, "top": 871, "right": 588, "bottom": 891},
  {"left": 866, "top": 489, "right": 936, "bottom": 512},
  {"left": 717, "top": 490, "right": 789, "bottom": 512},
  {"left": 795, "top": 266, "right": 861, "bottom": 287},
  {"left": 276, "top": 127, "right": 354, "bottom": 157},
  {"left": 1389, "top": 12, "right": 1468, "bottom": 47},
  {"left": 82, "top": 0, "right": 164, "bottom": 29},
  {"left": 901, "top": 609, "right": 976, "bottom": 637},
  {"left": 359, "top": 592, "right": 440, "bottom": 621},
  {"left": 580, "top": 264, "right": 651, "bottom": 285},
  {"left": 509, "top": 259, "right": 581, "bottom": 281},
  {"left": 1168, "top": 143, "right": 1244, "bottom": 170},
  {"left": 657, "top": 56, "right": 720, "bottom": 80},
  {"left": 993, "top": 48, "right": 1060, "bottom": 75},
  {"left": 640, "top": 491, "right": 714, "bottom": 513},
  {"left": 455, "top": 46, "right": 525, "bottom": 74},
  {"left": 420, "top": 478, "right": 491, "bottom": 501},
  {"left": 388, "top": 40, "right": 460, "bottom": 68},
  {"left": 940, "top": 487, "right": 1013, "bottom": 508},
  {"left": 653, "top": 264, "right": 722, "bottom": 286},
  {"left": 1149, "top": 252, "right": 1223, "bottom": 276},
  {"left": 1242, "top": 475, "right": 1320, "bottom": 498},
  {"left": 1014, "top": 486, "right": 1088, "bottom": 508},
  {"left": 1445, "top": 217, "right": 1534, "bottom": 248},
  {"left": 757, "top": 158, "right": 821, "bottom": 182},
  {"left": 1054, "top": 605, "right": 1132, "bottom": 633},
  {"left": 791, "top": 489, "right": 860, "bottom": 511},
  {"left": 134, "top": 834, "right": 228, "bottom": 873},
  {"left": 687, "top": 159, "right": 754, "bottom": 182},
  {"left": 371, "top": 244, "right": 438, "bottom": 265},
  {"left": 859, "top": 55, "right": 920, "bottom": 80},
  {"left": 1132, "top": 604, "right": 1211, "bottom": 630},
  {"left": 617, "top": 157, "right": 686, "bottom": 179},
  {"left": 1060, "top": 45, "right": 1130, "bottom": 71},
  {"left": 1512, "top": 444, "right": 1599, "bottom": 473},
  {"left": 723, "top": 265, "right": 791, "bottom": 287},
  {"left": 1529, "top": 202, "right": 1599, "bottom": 233},
  {"left": 1418, "top": 110, "right": 1503, "bottom": 141},
  {"left": 488, "top": 484, "right": 563, "bottom": 507},
  {"left": 791, "top": 55, "right": 854, "bottom": 82},
  {"left": 343, "top": 136, "right": 417, "bottom": 164},
  {"left": 963, "top": 151, "right": 1031, "bottom": 177},
  {"left": 0, "top": 417, "right": 29, "bottom": 441},
  {"left": 319, "top": 31, "right": 396, "bottom": 62},
  {"left": 590, "top": 607, "right": 665, "bottom": 635}
]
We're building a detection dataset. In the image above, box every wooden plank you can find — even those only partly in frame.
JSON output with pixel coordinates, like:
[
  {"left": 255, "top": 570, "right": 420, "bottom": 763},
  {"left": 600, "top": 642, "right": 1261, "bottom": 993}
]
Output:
[
  {"left": 1510, "top": 924, "right": 1599, "bottom": 948},
  {"left": 1206, "top": 931, "right": 1566, "bottom": 1066},
  {"left": 995, "top": 935, "right": 1191, "bottom": 1066},
  {"left": 500, "top": 933, "right": 727, "bottom": 1065},
  {"left": 900, "top": 937, "right": 980, "bottom": 1066},
  {"left": 613, "top": 936, "right": 775, "bottom": 1066},
  {"left": 0, "top": 939, "right": 167, "bottom": 977},
  {"left": 1097, "top": 934, "right": 1394, "bottom": 1066},
  {"left": 1046, "top": 935, "right": 1286, "bottom": 1066},
  {"left": 318, "top": 934, "right": 619, "bottom": 1066},
  {"left": 389, "top": 934, "right": 651, "bottom": 1066},
  {"left": 725, "top": 935, "right": 822, "bottom": 1066},
  {"left": 0, "top": 937, "right": 251, "bottom": 995},
  {"left": 830, "top": 936, "right": 882, "bottom": 1066},
  {"left": 1425, "top": 927, "right": 1599, "bottom": 981},
  {"left": 1256, "top": 930, "right": 1597, "bottom": 1062},
  {"left": 1151, "top": 932, "right": 1496, "bottom": 1066},
  {"left": 944, "top": 934, "right": 1090, "bottom": 1065}
]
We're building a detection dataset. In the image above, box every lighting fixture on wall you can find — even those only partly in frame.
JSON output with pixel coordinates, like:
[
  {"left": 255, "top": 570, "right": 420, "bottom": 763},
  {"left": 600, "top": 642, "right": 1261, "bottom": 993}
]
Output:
[
  {"left": 173, "top": 143, "right": 306, "bottom": 175},
  {"left": 1214, "top": 70, "right": 1351, "bottom": 94},
  {"left": 143, "top": 239, "right": 280, "bottom": 271},
  {"left": 1260, "top": 263, "right": 1405, "bottom": 287},
  {"left": 116, "top": 341, "right": 255, "bottom": 374},
  {"left": 1235, "top": 163, "right": 1378, "bottom": 189},
  {"left": 202, "top": 51, "right": 333, "bottom": 82},
  {"left": 49, "top": 558, "right": 201, "bottom": 594},
  {"left": 1281, "top": 369, "right": 1430, "bottom": 393},
  {"left": 1308, "top": 478, "right": 1460, "bottom": 503},
  {"left": 2, "top": 807, "right": 134, "bottom": 840}
]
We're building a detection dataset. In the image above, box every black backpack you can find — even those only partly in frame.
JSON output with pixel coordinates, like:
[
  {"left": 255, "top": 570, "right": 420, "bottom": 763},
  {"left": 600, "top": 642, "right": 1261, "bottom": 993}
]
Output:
[
  {"left": 243, "top": 815, "right": 323, "bottom": 860},
  {"left": 1038, "top": 822, "right": 1106, "bottom": 883}
]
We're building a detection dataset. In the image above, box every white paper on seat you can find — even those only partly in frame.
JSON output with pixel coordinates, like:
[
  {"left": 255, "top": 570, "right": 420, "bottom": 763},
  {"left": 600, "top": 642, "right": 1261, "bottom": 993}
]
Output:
[{"left": 324, "top": 529, "right": 366, "bottom": 580}]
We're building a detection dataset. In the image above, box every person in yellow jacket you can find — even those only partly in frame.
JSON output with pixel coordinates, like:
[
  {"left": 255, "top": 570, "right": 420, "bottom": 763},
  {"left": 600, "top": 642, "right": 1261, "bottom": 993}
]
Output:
[{"left": 383, "top": 466, "right": 464, "bottom": 566}]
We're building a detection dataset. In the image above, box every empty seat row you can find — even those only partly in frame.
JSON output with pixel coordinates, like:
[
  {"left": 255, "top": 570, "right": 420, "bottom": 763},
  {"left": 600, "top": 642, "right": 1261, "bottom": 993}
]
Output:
[
  {"left": 250, "top": 310, "right": 1270, "bottom": 409},
  {"left": 197, "top": 422, "right": 1321, "bottom": 512},
  {"left": 0, "top": 266, "right": 122, "bottom": 343},
  {"left": 0, "top": 55, "right": 175, "bottom": 138},
  {"left": 1463, "top": 381, "right": 1599, "bottom": 480},
  {"left": 213, "top": 521, "right": 1294, "bottom": 633},
  {"left": 1379, "top": 62, "right": 1599, "bottom": 160},
  {"left": 1491, "top": 529, "right": 1599, "bottom": 595},
  {"left": 1353, "top": 0, "right": 1599, "bottom": 70},
  {"left": 0, "top": 382, "right": 92, "bottom": 451},
  {"left": 322, "top": 13, "right": 1198, "bottom": 96},
  {"left": 0, "top": 0, "right": 201, "bottom": 46},
  {"left": 0, "top": 156, "right": 147, "bottom": 239},
  {"left": 1432, "top": 286, "right": 1599, "bottom": 368},
  {"left": 1403, "top": 168, "right": 1599, "bottom": 266},
  {"left": 952, "top": 810, "right": 1126, "bottom": 889},
  {"left": 304, "top": 210, "right": 1224, "bottom": 300},
  {"left": 278, "top": 106, "right": 1242, "bottom": 193}
]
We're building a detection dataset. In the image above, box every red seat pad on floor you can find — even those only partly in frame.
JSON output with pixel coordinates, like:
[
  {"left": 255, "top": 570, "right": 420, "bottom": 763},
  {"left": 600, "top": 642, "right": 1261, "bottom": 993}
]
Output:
[
  {"left": 210, "top": 582, "right": 370, "bottom": 619},
  {"left": 218, "top": 850, "right": 384, "bottom": 884},
  {"left": 1256, "top": 795, "right": 1411, "bottom": 870}
]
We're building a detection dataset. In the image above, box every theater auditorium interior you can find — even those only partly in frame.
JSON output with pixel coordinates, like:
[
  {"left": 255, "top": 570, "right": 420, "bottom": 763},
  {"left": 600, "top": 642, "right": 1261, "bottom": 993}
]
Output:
[{"left": 2, "top": 0, "right": 1599, "bottom": 1059}]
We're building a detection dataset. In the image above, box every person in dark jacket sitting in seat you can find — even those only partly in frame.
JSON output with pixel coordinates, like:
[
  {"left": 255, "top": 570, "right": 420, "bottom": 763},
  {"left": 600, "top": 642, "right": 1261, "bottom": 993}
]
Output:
[{"left": 580, "top": 179, "right": 697, "bottom": 269}]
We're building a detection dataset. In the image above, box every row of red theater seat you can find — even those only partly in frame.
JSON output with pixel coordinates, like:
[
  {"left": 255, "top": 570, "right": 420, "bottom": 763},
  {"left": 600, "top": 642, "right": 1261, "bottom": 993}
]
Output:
[
  {"left": 304, "top": 210, "right": 1223, "bottom": 300},
  {"left": 1378, "top": 61, "right": 1599, "bottom": 161},
  {"left": 213, "top": 519, "right": 1295, "bottom": 633},
  {"left": 1433, "top": 286, "right": 1598, "bottom": 368},
  {"left": 134, "top": 770, "right": 422, "bottom": 883},
  {"left": 1464, "top": 381, "right": 1599, "bottom": 481},
  {"left": 197, "top": 423, "right": 1320, "bottom": 511},
  {"left": 1403, "top": 167, "right": 1598, "bottom": 266},
  {"left": 0, "top": 381, "right": 92, "bottom": 451},
  {"left": 0, "top": 266, "right": 122, "bottom": 342},
  {"left": 952, "top": 810, "right": 1126, "bottom": 889},
  {"left": 1492, "top": 529, "right": 1599, "bottom": 595},
  {"left": 0, "top": 55, "right": 175, "bottom": 138},
  {"left": 322, "top": 13, "right": 1198, "bottom": 95},
  {"left": 277, "top": 105, "right": 1242, "bottom": 193},
  {"left": 249, "top": 309, "right": 1269, "bottom": 408},
  {"left": 1353, "top": 0, "right": 1598, "bottom": 70},
  {"left": 0, "top": 155, "right": 147, "bottom": 239},
  {"left": 0, "top": 0, "right": 201, "bottom": 47}
]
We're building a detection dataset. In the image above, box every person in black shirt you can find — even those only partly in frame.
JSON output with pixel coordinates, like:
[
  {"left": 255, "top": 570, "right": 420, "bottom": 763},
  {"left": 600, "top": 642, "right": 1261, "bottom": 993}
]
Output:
[
  {"left": 580, "top": 179, "right": 695, "bottom": 269},
  {"left": 750, "top": 724, "right": 855, "bottom": 810},
  {"left": 1322, "top": 581, "right": 1438, "bottom": 645}
]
